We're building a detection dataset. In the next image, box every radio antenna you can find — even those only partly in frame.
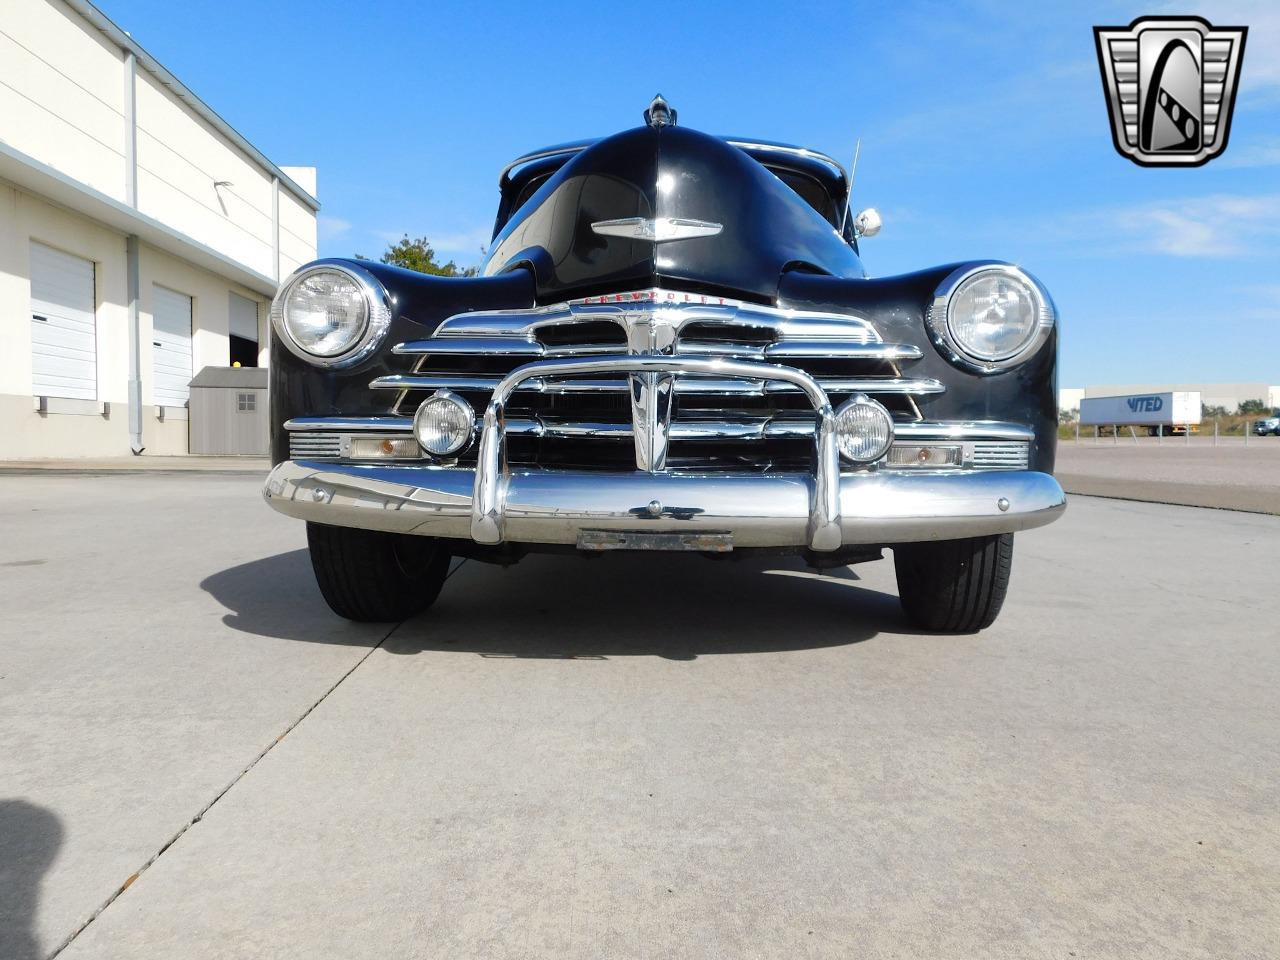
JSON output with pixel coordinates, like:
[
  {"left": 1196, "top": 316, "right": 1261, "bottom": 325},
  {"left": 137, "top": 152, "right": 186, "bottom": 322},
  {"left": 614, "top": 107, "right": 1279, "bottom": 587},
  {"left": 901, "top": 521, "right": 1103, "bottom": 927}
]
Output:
[{"left": 839, "top": 138, "right": 861, "bottom": 236}]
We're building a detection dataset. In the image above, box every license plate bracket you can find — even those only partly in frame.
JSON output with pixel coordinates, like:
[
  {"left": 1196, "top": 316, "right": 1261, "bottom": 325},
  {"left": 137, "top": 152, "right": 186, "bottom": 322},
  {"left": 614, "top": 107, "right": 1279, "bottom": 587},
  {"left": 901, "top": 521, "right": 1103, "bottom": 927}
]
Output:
[{"left": 576, "top": 530, "right": 734, "bottom": 552}]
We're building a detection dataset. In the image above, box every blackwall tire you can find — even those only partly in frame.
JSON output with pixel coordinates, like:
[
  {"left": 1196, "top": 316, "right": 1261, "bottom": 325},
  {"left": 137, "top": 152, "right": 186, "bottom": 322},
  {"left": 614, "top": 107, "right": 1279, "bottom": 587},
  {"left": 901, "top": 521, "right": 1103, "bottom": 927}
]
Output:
[
  {"left": 893, "top": 533, "right": 1014, "bottom": 633},
  {"left": 306, "top": 522, "right": 451, "bottom": 623}
]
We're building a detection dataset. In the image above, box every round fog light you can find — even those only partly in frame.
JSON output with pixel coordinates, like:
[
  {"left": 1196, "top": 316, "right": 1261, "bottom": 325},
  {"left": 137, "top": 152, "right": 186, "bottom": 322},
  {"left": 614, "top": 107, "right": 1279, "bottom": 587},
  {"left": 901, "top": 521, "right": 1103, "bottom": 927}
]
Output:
[
  {"left": 414, "top": 390, "right": 474, "bottom": 457},
  {"left": 834, "top": 396, "right": 894, "bottom": 464}
]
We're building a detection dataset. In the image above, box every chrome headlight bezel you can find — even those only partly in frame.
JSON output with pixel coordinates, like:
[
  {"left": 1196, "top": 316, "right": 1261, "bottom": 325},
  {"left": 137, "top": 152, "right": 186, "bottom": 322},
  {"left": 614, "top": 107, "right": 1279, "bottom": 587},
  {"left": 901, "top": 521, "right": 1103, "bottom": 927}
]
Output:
[
  {"left": 926, "top": 262, "right": 1055, "bottom": 375},
  {"left": 269, "top": 261, "right": 393, "bottom": 368}
]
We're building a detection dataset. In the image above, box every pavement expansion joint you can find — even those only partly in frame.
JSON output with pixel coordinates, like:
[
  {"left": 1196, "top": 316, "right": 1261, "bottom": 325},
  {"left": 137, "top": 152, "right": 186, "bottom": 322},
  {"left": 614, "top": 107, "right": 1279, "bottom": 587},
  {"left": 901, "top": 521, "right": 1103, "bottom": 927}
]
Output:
[{"left": 41, "top": 600, "right": 427, "bottom": 958}]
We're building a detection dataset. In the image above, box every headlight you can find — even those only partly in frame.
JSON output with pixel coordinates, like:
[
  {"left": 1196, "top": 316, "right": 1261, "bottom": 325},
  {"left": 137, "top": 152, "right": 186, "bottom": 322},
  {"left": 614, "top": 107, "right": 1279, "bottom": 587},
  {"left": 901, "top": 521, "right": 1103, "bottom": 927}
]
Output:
[
  {"left": 270, "top": 262, "right": 392, "bottom": 366},
  {"left": 926, "top": 263, "right": 1054, "bottom": 374}
]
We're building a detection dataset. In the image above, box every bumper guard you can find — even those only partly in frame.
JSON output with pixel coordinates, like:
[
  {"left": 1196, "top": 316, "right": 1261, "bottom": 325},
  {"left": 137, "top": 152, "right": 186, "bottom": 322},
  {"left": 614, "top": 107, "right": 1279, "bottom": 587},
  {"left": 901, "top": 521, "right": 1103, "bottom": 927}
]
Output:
[{"left": 265, "top": 355, "right": 1065, "bottom": 549}]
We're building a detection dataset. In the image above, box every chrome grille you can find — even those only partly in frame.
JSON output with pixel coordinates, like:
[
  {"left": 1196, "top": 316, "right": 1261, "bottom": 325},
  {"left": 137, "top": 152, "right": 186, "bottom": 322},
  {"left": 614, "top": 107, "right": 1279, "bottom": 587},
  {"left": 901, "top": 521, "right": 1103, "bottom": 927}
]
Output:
[
  {"left": 289, "top": 432, "right": 343, "bottom": 459},
  {"left": 969, "top": 441, "right": 1030, "bottom": 470},
  {"left": 373, "top": 289, "right": 945, "bottom": 471}
]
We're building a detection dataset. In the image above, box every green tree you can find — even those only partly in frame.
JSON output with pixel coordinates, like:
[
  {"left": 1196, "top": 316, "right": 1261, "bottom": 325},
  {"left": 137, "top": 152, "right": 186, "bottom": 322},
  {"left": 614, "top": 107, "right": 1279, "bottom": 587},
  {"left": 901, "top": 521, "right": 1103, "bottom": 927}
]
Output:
[
  {"left": 1238, "top": 398, "right": 1268, "bottom": 415},
  {"left": 361, "top": 235, "right": 479, "bottom": 276}
]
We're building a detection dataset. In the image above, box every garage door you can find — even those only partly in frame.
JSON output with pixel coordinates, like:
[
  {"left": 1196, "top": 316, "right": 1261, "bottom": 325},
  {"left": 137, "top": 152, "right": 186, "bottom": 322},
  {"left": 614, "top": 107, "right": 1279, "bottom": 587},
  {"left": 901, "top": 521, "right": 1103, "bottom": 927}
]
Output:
[
  {"left": 30, "top": 241, "right": 97, "bottom": 401},
  {"left": 228, "top": 292, "right": 259, "bottom": 367},
  {"left": 152, "top": 285, "right": 193, "bottom": 407}
]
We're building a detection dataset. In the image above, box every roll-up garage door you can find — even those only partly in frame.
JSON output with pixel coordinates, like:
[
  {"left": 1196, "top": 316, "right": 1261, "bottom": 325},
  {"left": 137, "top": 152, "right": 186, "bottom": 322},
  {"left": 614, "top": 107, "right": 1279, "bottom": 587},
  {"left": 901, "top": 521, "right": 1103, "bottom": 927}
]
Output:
[
  {"left": 30, "top": 241, "right": 97, "bottom": 401},
  {"left": 152, "top": 285, "right": 194, "bottom": 407},
  {"left": 228, "top": 292, "right": 259, "bottom": 367}
]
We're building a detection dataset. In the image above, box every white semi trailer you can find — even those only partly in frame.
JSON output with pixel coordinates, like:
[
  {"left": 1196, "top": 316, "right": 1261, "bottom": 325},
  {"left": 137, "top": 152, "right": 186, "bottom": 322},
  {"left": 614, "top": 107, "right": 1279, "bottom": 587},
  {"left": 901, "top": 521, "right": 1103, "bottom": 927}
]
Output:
[{"left": 1078, "top": 391, "right": 1201, "bottom": 436}]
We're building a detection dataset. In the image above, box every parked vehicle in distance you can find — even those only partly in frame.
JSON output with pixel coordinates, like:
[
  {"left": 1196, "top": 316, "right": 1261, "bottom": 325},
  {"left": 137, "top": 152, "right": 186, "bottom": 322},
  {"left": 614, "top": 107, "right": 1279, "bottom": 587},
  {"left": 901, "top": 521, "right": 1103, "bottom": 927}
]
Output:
[
  {"left": 1254, "top": 416, "right": 1280, "bottom": 436},
  {"left": 1078, "top": 391, "right": 1201, "bottom": 437},
  {"left": 263, "top": 97, "right": 1066, "bottom": 633}
]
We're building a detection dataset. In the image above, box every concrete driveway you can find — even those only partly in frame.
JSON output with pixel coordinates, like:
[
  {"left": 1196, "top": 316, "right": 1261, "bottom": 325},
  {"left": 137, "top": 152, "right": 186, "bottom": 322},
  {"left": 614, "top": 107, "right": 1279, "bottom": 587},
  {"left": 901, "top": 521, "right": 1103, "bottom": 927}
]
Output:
[{"left": 1, "top": 472, "right": 1277, "bottom": 959}]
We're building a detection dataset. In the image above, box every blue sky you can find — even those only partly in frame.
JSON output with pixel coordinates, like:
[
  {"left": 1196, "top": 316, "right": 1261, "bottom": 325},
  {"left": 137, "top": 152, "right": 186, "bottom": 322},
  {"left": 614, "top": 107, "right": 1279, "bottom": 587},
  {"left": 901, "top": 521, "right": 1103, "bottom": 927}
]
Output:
[{"left": 100, "top": 0, "right": 1277, "bottom": 387}]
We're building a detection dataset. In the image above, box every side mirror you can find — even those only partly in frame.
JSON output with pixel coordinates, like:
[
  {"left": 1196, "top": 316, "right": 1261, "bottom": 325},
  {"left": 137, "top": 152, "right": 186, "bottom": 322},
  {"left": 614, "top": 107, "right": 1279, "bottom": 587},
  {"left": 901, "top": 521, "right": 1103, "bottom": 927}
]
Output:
[{"left": 852, "top": 207, "right": 882, "bottom": 238}]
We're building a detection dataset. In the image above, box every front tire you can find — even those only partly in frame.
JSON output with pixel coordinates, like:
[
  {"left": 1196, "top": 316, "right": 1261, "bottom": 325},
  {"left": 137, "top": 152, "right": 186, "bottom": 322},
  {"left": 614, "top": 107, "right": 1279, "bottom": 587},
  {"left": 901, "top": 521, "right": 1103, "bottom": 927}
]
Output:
[
  {"left": 893, "top": 534, "right": 1014, "bottom": 633},
  {"left": 306, "top": 522, "right": 451, "bottom": 622}
]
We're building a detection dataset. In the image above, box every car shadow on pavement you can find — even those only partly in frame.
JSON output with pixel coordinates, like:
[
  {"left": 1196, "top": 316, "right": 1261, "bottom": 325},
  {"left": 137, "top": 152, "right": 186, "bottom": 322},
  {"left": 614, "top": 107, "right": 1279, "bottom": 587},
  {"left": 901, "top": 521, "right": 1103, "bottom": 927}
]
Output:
[
  {"left": 0, "top": 799, "right": 63, "bottom": 960},
  {"left": 203, "top": 549, "right": 917, "bottom": 657}
]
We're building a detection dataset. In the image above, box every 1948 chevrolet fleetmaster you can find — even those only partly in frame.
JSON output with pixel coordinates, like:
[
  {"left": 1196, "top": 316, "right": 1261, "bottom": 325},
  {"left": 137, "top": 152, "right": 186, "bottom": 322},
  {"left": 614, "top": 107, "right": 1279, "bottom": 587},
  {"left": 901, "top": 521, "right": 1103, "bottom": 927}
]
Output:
[{"left": 263, "top": 97, "right": 1065, "bottom": 632}]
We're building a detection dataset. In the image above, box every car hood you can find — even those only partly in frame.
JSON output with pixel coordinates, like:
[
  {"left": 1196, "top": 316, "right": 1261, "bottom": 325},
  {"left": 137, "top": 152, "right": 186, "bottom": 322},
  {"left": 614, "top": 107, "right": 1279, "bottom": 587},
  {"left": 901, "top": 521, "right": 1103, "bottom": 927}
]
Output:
[{"left": 481, "top": 124, "right": 864, "bottom": 303}]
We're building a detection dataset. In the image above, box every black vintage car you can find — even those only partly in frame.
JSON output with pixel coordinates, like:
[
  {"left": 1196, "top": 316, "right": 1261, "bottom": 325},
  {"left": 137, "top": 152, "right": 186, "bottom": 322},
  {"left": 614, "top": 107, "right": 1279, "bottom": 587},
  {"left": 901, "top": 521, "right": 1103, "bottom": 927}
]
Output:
[{"left": 264, "top": 97, "right": 1065, "bottom": 632}]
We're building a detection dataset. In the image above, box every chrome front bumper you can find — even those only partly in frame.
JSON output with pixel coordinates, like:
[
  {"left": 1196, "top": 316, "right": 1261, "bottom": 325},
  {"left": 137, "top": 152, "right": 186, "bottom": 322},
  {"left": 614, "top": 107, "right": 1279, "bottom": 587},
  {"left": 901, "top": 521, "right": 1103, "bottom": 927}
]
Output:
[
  {"left": 263, "top": 460, "right": 1065, "bottom": 549},
  {"left": 267, "top": 354, "right": 1064, "bottom": 550}
]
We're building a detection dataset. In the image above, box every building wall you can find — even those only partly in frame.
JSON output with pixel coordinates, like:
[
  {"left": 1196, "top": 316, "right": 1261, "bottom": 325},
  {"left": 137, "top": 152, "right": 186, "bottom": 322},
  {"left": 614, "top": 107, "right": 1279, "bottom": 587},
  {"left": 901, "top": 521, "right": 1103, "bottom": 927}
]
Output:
[
  {"left": 1058, "top": 388, "right": 1085, "bottom": 416},
  {"left": 278, "top": 186, "right": 318, "bottom": 278},
  {"left": 134, "top": 70, "right": 276, "bottom": 278},
  {"left": 0, "top": 0, "right": 317, "bottom": 458},
  {"left": 0, "top": 0, "right": 127, "bottom": 203},
  {"left": 0, "top": 0, "right": 317, "bottom": 284},
  {"left": 0, "top": 181, "right": 271, "bottom": 457},
  {"left": 0, "top": 182, "right": 129, "bottom": 456},
  {"left": 136, "top": 244, "right": 270, "bottom": 454}
]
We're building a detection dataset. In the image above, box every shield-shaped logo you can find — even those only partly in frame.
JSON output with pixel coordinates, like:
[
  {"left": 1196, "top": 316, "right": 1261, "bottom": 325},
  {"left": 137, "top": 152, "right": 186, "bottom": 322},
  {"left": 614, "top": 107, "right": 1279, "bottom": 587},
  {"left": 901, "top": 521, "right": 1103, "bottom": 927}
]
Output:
[{"left": 1094, "top": 16, "right": 1247, "bottom": 167}]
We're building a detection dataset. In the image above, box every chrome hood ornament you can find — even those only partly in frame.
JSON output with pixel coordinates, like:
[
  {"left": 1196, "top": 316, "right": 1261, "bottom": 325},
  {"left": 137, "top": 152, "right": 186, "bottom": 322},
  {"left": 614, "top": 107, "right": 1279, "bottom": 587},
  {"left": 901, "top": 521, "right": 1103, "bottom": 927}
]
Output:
[
  {"left": 591, "top": 217, "right": 722, "bottom": 242},
  {"left": 644, "top": 94, "right": 676, "bottom": 128}
]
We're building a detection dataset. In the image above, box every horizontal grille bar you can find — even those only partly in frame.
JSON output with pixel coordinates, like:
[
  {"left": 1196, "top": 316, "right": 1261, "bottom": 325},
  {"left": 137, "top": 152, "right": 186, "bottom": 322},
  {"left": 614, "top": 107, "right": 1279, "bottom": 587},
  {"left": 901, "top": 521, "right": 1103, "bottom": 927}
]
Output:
[
  {"left": 285, "top": 425, "right": 1029, "bottom": 470},
  {"left": 500, "top": 420, "right": 1032, "bottom": 452},
  {"left": 392, "top": 338, "right": 618, "bottom": 357},
  {"left": 501, "top": 417, "right": 818, "bottom": 441},
  {"left": 285, "top": 416, "right": 414, "bottom": 432},
  {"left": 370, "top": 373, "right": 944, "bottom": 396},
  {"left": 430, "top": 295, "right": 882, "bottom": 343},
  {"left": 394, "top": 338, "right": 922, "bottom": 362},
  {"left": 284, "top": 417, "right": 1033, "bottom": 445},
  {"left": 969, "top": 441, "right": 1031, "bottom": 469},
  {"left": 288, "top": 433, "right": 343, "bottom": 458}
]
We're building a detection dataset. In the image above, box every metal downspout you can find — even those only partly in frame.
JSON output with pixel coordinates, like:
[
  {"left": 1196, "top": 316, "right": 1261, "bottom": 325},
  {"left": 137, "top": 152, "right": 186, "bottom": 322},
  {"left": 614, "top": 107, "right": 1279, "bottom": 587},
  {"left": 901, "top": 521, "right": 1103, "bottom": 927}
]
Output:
[
  {"left": 126, "top": 235, "right": 143, "bottom": 453},
  {"left": 123, "top": 52, "right": 144, "bottom": 453}
]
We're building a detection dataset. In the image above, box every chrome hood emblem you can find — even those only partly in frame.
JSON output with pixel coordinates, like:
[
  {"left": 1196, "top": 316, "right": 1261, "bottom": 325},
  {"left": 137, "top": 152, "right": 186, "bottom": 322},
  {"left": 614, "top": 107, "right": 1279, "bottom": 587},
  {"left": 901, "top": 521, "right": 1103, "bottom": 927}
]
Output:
[{"left": 591, "top": 217, "right": 723, "bottom": 242}]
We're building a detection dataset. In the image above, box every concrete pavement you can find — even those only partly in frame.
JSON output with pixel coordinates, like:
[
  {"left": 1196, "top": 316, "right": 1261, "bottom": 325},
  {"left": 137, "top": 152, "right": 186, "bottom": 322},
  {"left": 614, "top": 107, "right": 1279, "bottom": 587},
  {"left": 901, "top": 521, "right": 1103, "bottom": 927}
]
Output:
[
  {"left": 1056, "top": 439, "right": 1280, "bottom": 514},
  {"left": 1, "top": 473, "right": 1277, "bottom": 958}
]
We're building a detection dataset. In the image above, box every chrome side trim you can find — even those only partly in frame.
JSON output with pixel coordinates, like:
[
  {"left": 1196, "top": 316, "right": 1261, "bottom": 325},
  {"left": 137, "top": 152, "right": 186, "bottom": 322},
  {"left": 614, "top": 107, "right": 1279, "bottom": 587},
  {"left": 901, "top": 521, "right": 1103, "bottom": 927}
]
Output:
[
  {"left": 468, "top": 354, "right": 842, "bottom": 552},
  {"left": 264, "top": 461, "right": 1066, "bottom": 547}
]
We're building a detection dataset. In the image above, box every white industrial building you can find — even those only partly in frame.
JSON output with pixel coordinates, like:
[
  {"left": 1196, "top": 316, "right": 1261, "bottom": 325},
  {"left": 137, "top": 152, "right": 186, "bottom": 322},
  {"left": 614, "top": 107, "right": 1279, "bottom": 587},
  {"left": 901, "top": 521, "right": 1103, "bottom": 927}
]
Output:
[
  {"left": 0, "top": 0, "right": 317, "bottom": 457},
  {"left": 1060, "top": 383, "right": 1280, "bottom": 417}
]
